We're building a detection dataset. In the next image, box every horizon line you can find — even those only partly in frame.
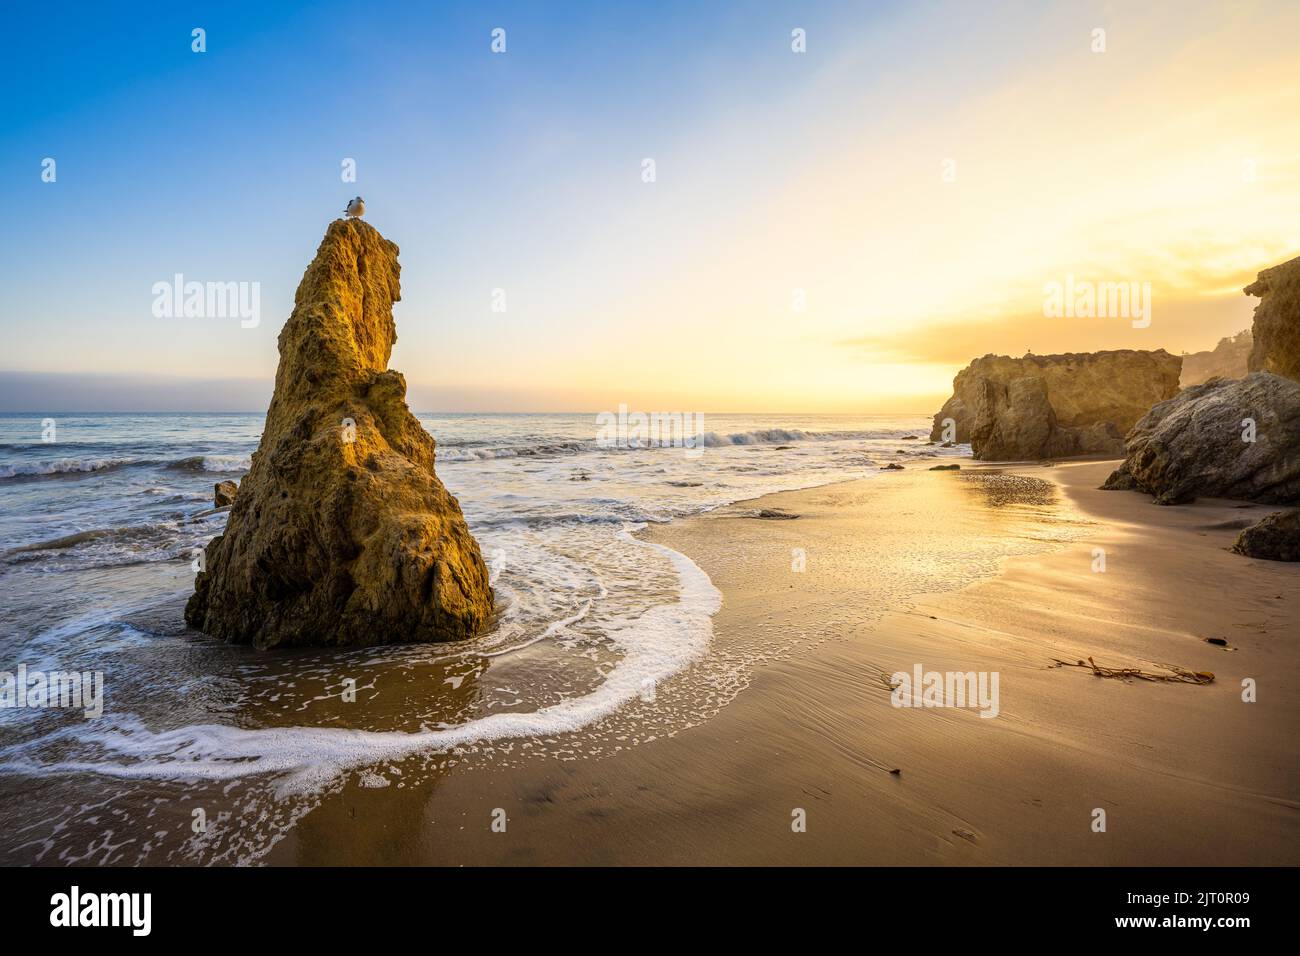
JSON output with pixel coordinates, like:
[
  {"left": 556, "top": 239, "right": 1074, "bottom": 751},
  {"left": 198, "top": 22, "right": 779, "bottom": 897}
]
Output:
[{"left": 0, "top": 409, "right": 939, "bottom": 417}]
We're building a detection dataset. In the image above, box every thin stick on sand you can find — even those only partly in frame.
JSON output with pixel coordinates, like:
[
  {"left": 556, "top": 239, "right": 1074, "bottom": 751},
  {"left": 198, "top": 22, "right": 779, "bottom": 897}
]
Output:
[{"left": 1049, "top": 656, "right": 1215, "bottom": 685}]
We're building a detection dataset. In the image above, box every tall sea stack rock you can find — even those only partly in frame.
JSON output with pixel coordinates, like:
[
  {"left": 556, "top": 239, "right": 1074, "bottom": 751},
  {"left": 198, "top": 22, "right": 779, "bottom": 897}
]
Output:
[
  {"left": 185, "top": 219, "right": 495, "bottom": 649},
  {"left": 929, "top": 350, "right": 1182, "bottom": 461},
  {"left": 1245, "top": 254, "right": 1300, "bottom": 381}
]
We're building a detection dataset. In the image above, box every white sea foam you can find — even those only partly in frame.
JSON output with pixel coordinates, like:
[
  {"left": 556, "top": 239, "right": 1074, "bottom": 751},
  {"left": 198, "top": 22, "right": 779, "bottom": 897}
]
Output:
[
  {"left": 165, "top": 454, "right": 251, "bottom": 472},
  {"left": 699, "top": 427, "right": 902, "bottom": 446},
  {"left": 0, "top": 457, "right": 134, "bottom": 479},
  {"left": 0, "top": 454, "right": 251, "bottom": 480},
  {"left": 436, "top": 427, "right": 925, "bottom": 462},
  {"left": 0, "top": 528, "right": 722, "bottom": 797},
  {"left": 198, "top": 454, "right": 252, "bottom": 472}
]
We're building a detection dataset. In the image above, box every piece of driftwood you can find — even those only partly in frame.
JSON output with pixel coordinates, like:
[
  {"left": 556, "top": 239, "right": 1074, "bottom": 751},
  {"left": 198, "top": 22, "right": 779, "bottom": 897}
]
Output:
[{"left": 1049, "top": 656, "right": 1214, "bottom": 685}]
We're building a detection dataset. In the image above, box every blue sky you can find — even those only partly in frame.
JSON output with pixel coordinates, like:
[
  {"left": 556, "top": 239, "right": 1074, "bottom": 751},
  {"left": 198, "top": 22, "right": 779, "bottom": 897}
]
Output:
[{"left": 3, "top": 1, "right": 1297, "bottom": 411}]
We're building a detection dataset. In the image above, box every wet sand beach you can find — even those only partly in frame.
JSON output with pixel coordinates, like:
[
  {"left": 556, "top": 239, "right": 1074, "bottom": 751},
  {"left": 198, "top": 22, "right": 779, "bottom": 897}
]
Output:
[{"left": 266, "top": 460, "right": 1299, "bottom": 865}]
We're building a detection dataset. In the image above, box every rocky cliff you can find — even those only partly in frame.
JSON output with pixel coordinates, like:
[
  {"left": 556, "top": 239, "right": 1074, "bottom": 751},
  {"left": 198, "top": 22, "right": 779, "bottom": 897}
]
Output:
[
  {"left": 929, "top": 350, "right": 1182, "bottom": 461},
  {"left": 1181, "top": 329, "right": 1251, "bottom": 387},
  {"left": 185, "top": 218, "right": 495, "bottom": 648},
  {"left": 1245, "top": 254, "right": 1300, "bottom": 381}
]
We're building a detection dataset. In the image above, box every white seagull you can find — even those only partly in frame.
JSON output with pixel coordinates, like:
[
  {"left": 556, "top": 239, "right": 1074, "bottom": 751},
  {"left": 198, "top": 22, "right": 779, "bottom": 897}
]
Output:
[{"left": 344, "top": 196, "right": 365, "bottom": 219}]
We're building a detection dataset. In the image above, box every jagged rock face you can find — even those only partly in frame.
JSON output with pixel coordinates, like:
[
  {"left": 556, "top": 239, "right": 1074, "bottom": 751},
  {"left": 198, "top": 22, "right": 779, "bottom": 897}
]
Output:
[
  {"left": 930, "top": 350, "right": 1181, "bottom": 461},
  {"left": 1231, "top": 509, "right": 1300, "bottom": 561},
  {"left": 213, "top": 480, "right": 238, "bottom": 508},
  {"left": 969, "top": 376, "right": 1060, "bottom": 461},
  {"left": 1245, "top": 255, "right": 1300, "bottom": 382},
  {"left": 186, "top": 218, "right": 495, "bottom": 649},
  {"left": 1101, "top": 372, "right": 1300, "bottom": 505},
  {"left": 1181, "top": 329, "right": 1252, "bottom": 387}
]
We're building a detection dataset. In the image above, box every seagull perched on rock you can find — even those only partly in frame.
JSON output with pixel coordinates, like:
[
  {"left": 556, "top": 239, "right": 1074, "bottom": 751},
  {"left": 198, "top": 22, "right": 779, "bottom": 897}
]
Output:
[{"left": 344, "top": 196, "right": 365, "bottom": 219}]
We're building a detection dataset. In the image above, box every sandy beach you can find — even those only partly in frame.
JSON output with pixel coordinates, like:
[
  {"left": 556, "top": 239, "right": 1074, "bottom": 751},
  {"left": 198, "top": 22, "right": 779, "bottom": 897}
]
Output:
[{"left": 260, "top": 459, "right": 1298, "bottom": 865}]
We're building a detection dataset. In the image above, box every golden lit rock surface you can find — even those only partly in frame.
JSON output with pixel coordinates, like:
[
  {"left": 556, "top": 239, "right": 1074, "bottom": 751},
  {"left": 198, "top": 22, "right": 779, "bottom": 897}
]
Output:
[
  {"left": 185, "top": 218, "right": 495, "bottom": 648},
  {"left": 1245, "top": 254, "right": 1300, "bottom": 382},
  {"left": 930, "top": 350, "right": 1183, "bottom": 460}
]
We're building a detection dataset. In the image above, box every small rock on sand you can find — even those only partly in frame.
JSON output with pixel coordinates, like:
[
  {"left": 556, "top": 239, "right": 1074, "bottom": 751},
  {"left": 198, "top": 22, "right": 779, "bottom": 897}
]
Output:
[{"left": 1231, "top": 508, "right": 1300, "bottom": 561}]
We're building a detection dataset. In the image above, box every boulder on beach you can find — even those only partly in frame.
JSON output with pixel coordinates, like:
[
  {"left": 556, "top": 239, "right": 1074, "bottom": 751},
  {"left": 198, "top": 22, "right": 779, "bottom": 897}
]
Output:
[
  {"left": 213, "top": 479, "right": 238, "bottom": 508},
  {"left": 1245, "top": 254, "right": 1300, "bottom": 382},
  {"left": 930, "top": 350, "right": 1182, "bottom": 460},
  {"left": 1101, "top": 372, "right": 1300, "bottom": 505},
  {"left": 185, "top": 218, "right": 495, "bottom": 649},
  {"left": 1231, "top": 508, "right": 1300, "bottom": 561}
]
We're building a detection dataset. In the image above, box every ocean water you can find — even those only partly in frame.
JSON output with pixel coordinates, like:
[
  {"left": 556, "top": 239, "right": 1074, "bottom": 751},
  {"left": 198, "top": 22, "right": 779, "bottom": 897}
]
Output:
[{"left": 0, "top": 411, "right": 961, "bottom": 863}]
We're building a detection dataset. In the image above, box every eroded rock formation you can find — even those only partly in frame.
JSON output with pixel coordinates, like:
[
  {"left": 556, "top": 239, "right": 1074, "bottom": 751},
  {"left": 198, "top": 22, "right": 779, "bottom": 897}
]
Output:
[
  {"left": 1100, "top": 373, "right": 1300, "bottom": 505},
  {"left": 930, "top": 350, "right": 1182, "bottom": 461},
  {"left": 1245, "top": 255, "right": 1300, "bottom": 381},
  {"left": 186, "top": 218, "right": 495, "bottom": 648}
]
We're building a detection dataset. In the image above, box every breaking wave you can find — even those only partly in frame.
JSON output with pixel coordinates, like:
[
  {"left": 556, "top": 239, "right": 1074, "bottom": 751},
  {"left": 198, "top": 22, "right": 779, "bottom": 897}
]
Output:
[
  {"left": 0, "top": 454, "right": 251, "bottom": 481},
  {"left": 438, "top": 427, "right": 925, "bottom": 462},
  {"left": 165, "top": 455, "right": 251, "bottom": 473},
  {"left": 0, "top": 457, "right": 135, "bottom": 479}
]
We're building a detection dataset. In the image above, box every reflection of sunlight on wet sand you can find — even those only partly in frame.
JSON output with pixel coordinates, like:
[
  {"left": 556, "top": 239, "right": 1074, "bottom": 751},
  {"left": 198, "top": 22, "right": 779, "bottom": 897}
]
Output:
[
  {"left": 0, "top": 463, "right": 1133, "bottom": 866},
  {"left": 957, "top": 471, "right": 1059, "bottom": 509},
  {"left": 318, "top": 461, "right": 1293, "bottom": 867},
  {"left": 244, "top": 750, "right": 460, "bottom": 866},
  {"left": 268, "top": 465, "right": 1108, "bottom": 865}
]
